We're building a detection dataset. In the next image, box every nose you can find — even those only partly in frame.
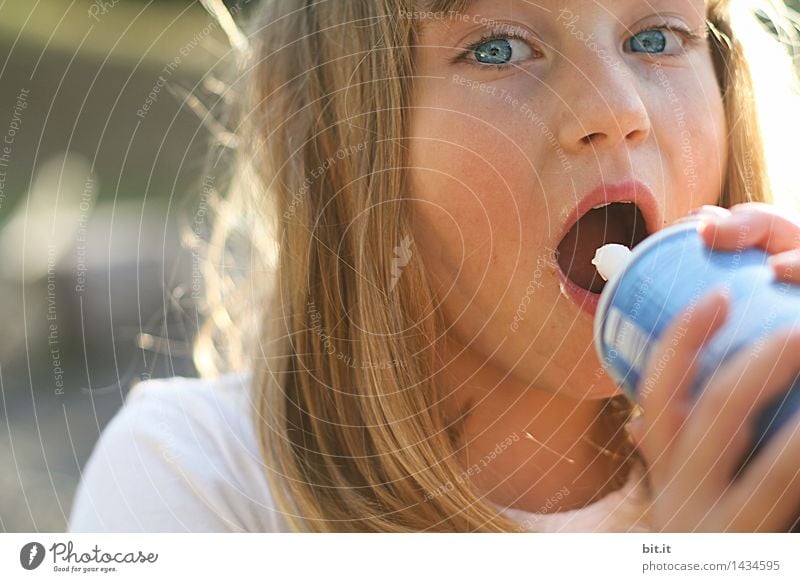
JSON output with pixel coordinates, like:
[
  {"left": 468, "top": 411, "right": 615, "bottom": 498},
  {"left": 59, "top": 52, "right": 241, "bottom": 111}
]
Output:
[{"left": 556, "top": 58, "right": 651, "bottom": 153}]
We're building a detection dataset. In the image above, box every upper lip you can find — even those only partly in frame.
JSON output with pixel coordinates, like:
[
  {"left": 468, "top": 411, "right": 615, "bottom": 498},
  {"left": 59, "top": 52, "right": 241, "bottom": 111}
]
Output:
[{"left": 556, "top": 180, "right": 661, "bottom": 249}]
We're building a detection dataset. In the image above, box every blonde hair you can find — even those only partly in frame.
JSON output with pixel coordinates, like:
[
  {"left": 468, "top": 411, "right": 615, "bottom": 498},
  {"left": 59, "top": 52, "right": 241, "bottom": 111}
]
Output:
[{"left": 187, "top": 0, "right": 800, "bottom": 531}]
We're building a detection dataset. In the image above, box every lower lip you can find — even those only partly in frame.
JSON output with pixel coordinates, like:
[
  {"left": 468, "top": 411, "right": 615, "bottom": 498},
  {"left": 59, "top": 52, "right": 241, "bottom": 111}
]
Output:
[{"left": 556, "top": 267, "right": 602, "bottom": 317}]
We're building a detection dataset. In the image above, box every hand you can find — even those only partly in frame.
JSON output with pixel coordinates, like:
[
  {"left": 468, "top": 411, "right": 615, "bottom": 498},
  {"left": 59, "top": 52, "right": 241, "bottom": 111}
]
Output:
[
  {"left": 628, "top": 288, "right": 800, "bottom": 532},
  {"left": 691, "top": 202, "right": 800, "bottom": 284}
]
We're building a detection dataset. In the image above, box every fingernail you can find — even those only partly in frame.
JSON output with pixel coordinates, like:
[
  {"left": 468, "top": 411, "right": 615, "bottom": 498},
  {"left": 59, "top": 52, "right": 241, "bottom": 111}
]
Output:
[
  {"left": 698, "top": 286, "right": 728, "bottom": 309},
  {"left": 768, "top": 249, "right": 800, "bottom": 265},
  {"left": 690, "top": 205, "right": 727, "bottom": 217},
  {"left": 695, "top": 211, "right": 723, "bottom": 229},
  {"left": 768, "top": 251, "right": 800, "bottom": 279},
  {"left": 717, "top": 211, "right": 752, "bottom": 230},
  {"left": 702, "top": 286, "right": 722, "bottom": 300}
]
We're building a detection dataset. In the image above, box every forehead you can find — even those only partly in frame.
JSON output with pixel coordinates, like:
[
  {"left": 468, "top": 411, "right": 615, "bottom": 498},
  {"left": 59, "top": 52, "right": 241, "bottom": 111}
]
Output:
[
  {"left": 413, "top": 0, "right": 710, "bottom": 23},
  {"left": 412, "top": 0, "right": 711, "bottom": 43},
  {"left": 417, "top": 0, "right": 475, "bottom": 13}
]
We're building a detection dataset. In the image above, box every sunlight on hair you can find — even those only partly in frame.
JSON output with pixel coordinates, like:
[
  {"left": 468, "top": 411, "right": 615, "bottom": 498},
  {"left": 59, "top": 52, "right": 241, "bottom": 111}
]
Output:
[
  {"left": 198, "top": 0, "right": 249, "bottom": 53},
  {"left": 732, "top": 0, "right": 800, "bottom": 212}
]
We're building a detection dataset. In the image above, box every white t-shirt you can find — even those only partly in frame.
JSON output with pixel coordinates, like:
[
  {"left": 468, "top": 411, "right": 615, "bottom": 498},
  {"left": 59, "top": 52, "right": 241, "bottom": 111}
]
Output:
[
  {"left": 68, "top": 372, "right": 652, "bottom": 533},
  {"left": 68, "top": 372, "right": 291, "bottom": 532}
]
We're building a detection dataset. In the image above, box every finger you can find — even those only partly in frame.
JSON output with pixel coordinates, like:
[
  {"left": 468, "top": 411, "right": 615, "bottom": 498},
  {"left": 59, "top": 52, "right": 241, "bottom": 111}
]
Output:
[
  {"left": 725, "top": 408, "right": 800, "bottom": 532},
  {"left": 681, "top": 329, "right": 800, "bottom": 487},
  {"left": 698, "top": 203, "right": 800, "bottom": 255},
  {"left": 692, "top": 204, "right": 731, "bottom": 220},
  {"left": 635, "top": 288, "right": 729, "bottom": 473},
  {"left": 768, "top": 249, "right": 800, "bottom": 284},
  {"left": 673, "top": 205, "right": 730, "bottom": 226}
]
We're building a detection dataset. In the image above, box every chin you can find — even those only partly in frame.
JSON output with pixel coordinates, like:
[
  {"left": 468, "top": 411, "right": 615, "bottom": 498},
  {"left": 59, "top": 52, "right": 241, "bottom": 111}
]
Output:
[{"left": 562, "top": 363, "right": 628, "bottom": 400}]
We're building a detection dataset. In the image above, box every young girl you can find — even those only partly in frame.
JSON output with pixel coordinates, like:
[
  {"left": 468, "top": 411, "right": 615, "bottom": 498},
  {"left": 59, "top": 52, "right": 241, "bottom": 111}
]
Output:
[{"left": 69, "top": 0, "right": 800, "bottom": 532}]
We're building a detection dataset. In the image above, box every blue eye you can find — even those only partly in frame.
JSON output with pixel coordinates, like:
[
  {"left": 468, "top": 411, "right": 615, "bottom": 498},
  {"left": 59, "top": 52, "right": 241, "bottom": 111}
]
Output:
[
  {"left": 463, "top": 35, "right": 535, "bottom": 67},
  {"left": 626, "top": 26, "right": 693, "bottom": 56},
  {"left": 475, "top": 38, "right": 513, "bottom": 64},
  {"left": 629, "top": 29, "right": 666, "bottom": 53}
]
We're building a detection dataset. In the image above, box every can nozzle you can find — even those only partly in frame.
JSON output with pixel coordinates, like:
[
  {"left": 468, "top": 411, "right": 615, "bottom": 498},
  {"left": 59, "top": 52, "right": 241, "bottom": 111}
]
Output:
[{"left": 591, "top": 243, "right": 633, "bottom": 282}]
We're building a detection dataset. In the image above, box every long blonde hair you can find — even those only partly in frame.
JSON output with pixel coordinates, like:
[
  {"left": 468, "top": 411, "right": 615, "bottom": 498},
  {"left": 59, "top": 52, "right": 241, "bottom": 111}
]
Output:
[{"left": 188, "top": 0, "right": 800, "bottom": 531}]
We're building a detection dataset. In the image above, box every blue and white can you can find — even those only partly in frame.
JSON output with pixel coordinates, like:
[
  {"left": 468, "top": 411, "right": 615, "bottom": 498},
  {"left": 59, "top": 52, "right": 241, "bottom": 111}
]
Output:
[{"left": 594, "top": 218, "right": 800, "bottom": 467}]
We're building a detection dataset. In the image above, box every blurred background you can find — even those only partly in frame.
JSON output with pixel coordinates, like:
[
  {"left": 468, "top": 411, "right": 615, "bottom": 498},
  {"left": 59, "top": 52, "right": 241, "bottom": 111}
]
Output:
[
  {"left": 0, "top": 0, "right": 252, "bottom": 531},
  {"left": 0, "top": 0, "right": 799, "bottom": 533}
]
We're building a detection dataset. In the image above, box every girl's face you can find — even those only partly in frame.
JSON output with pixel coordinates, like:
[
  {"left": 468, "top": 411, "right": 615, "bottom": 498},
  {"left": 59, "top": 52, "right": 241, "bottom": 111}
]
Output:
[{"left": 408, "top": 0, "right": 727, "bottom": 399}]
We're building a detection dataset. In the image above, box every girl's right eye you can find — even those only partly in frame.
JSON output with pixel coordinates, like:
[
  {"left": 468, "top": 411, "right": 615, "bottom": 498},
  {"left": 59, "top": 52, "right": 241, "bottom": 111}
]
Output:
[
  {"left": 474, "top": 36, "right": 533, "bottom": 65},
  {"left": 452, "top": 33, "right": 538, "bottom": 68}
]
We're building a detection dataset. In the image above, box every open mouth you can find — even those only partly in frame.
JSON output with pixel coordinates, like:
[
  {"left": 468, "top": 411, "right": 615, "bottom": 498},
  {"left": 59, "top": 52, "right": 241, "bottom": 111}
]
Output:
[{"left": 556, "top": 201, "right": 649, "bottom": 294}]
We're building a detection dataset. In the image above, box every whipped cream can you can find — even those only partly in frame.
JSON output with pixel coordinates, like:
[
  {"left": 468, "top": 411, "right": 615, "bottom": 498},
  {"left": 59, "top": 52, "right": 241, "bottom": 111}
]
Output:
[{"left": 594, "top": 219, "right": 800, "bottom": 482}]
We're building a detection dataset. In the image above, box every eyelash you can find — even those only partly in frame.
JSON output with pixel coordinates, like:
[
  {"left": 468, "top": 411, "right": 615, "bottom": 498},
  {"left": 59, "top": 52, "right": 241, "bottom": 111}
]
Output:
[
  {"left": 628, "top": 23, "right": 706, "bottom": 53},
  {"left": 451, "top": 23, "right": 706, "bottom": 70},
  {"left": 451, "top": 30, "right": 534, "bottom": 71}
]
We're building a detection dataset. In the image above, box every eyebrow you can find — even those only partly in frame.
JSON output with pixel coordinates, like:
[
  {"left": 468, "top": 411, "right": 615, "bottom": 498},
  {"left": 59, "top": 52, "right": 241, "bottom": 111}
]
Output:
[
  {"left": 414, "top": 0, "right": 555, "bottom": 36},
  {"left": 424, "top": 0, "right": 476, "bottom": 17},
  {"left": 415, "top": 0, "right": 477, "bottom": 33}
]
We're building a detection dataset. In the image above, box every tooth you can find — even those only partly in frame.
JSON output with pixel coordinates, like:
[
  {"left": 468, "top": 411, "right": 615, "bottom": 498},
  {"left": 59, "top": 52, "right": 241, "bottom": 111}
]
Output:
[{"left": 591, "top": 201, "right": 634, "bottom": 210}]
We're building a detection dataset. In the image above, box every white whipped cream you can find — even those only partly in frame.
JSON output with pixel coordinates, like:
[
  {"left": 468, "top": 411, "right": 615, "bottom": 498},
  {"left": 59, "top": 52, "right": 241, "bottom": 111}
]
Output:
[{"left": 591, "top": 244, "right": 632, "bottom": 282}]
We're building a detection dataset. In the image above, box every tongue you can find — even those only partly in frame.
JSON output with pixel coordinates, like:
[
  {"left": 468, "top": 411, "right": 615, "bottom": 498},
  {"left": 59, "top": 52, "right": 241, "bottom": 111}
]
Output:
[{"left": 557, "top": 205, "right": 632, "bottom": 293}]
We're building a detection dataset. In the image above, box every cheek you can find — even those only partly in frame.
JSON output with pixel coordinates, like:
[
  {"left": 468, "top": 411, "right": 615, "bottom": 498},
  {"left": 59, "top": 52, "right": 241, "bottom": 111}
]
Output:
[
  {"left": 658, "top": 76, "right": 728, "bottom": 217},
  {"left": 408, "top": 106, "right": 538, "bottom": 291}
]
